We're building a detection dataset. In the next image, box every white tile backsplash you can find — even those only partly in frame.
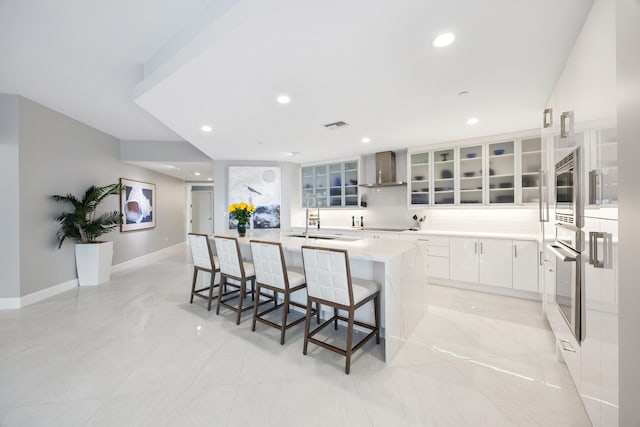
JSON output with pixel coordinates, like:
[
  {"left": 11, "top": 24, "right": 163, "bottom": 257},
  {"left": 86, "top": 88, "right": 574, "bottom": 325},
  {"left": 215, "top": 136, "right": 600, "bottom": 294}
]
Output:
[{"left": 292, "top": 184, "right": 540, "bottom": 235}]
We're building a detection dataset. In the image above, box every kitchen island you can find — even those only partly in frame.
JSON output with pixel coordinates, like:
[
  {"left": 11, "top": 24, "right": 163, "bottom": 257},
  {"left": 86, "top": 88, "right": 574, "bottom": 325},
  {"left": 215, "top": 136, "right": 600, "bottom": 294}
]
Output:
[{"left": 211, "top": 231, "right": 425, "bottom": 363}]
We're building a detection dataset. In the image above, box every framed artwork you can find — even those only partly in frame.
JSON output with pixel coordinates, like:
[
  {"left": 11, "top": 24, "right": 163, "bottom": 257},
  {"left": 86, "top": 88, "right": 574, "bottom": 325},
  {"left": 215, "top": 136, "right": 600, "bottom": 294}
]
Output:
[
  {"left": 228, "top": 166, "right": 281, "bottom": 229},
  {"left": 120, "top": 178, "right": 156, "bottom": 232}
]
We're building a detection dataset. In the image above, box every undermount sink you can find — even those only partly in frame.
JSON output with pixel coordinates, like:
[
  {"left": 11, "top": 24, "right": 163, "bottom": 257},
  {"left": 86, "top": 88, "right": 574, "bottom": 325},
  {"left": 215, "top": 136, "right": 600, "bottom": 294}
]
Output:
[
  {"left": 361, "top": 227, "right": 414, "bottom": 232},
  {"left": 287, "top": 234, "right": 360, "bottom": 242}
]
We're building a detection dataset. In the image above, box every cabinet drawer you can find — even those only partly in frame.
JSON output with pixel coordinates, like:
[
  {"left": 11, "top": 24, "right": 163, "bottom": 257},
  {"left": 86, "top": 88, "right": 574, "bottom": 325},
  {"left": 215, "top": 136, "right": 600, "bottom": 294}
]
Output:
[
  {"left": 426, "top": 255, "right": 449, "bottom": 280},
  {"left": 426, "top": 245, "right": 449, "bottom": 257},
  {"left": 416, "top": 235, "right": 449, "bottom": 246}
]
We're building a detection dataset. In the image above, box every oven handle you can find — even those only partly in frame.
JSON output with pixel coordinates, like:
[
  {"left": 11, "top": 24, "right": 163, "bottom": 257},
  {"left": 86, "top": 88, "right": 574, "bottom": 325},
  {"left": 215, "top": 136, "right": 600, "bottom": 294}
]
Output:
[{"left": 546, "top": 243, "right": 577, "bottom": 262}]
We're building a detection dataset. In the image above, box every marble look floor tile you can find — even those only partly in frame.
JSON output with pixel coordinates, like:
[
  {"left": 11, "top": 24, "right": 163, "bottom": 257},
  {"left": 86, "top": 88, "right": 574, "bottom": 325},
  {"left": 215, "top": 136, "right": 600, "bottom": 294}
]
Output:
[
  {"left": 228, "top": 375, "right": 372, "bottom": 427},
  {"left": 0, "top": 400, "right": 103, "bottom": 427},
  {"left": 452, "top": 353, "right": 592, "bottom": 426},
  {"left": 0, "top": 245, "right": 590, "bottom": 426}
]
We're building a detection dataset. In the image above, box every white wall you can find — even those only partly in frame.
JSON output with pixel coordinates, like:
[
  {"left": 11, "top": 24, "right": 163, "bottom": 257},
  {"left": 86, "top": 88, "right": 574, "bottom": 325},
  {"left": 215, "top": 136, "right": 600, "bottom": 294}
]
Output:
[
  {"left": 0, "top": 95, "right": 21, "bottom": 299},
  {"left": 547, "top": 0, "right": 617, "bottom": 122},
  {"left": 14, "top": 97, "right": 187, "bottom": 297},
  {"left": 616, "top": 0, "right": 640, "bottom": 423}
]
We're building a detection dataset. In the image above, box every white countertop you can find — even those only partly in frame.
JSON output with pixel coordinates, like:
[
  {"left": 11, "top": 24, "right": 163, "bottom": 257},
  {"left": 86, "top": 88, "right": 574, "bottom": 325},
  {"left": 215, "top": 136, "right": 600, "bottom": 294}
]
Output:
[
  {"left": 290, "top": 225, "right": 537, "bottom": 241},
  {"left": 218, "top": 230, "right": 420, "bottom": 263}
]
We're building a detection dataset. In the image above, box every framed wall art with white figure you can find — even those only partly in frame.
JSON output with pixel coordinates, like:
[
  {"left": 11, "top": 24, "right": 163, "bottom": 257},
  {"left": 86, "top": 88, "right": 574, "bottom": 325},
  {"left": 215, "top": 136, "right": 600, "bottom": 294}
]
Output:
[
  {"left": 228, "top": 166, "right": 281, "bottom": 229},
  {"left": 120, "top": 178, "right": 156, "bottom": 232}
]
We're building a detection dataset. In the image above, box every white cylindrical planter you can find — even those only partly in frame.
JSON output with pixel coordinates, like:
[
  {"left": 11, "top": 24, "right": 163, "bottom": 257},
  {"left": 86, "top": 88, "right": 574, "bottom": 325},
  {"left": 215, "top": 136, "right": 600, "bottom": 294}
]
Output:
[{"left": 75, "top": 241, "right": 114, "bottom": 286}]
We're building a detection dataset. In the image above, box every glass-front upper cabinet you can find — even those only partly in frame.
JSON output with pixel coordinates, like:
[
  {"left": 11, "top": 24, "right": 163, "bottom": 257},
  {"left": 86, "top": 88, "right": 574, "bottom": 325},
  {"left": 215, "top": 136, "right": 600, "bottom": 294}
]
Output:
[
  {"left": 410, "top": 152, "right": 430, "bottom": 206},
  {"left": 459, "top": 145, "right": 483, "bottom": 204},
  {"left": 488, "top": 141, "right": 515, "bottom": 204},
  {"left": 520, "top": 137, "right": 542, "bottom": 204},
  {"left": 344, "top": 161, "right": 359, "bottom": 206},
  {"left": 433, "top": 148, "right": 455, "bottom": 205},
  {"left": 302, "top": 160, "right": 359, "bottom": 208}
]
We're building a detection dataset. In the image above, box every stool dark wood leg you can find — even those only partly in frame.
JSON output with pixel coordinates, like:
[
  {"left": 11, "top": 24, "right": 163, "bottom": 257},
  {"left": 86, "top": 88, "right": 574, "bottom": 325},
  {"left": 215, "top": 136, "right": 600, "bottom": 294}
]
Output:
[
  {"left": 280, "top": 293, "right": 289, "bottom": 345},
  {"left": 190, "top": 268, "right": 198, "bottom": 303},
  {"left": 251, "top": 283, "right": 261, "bottom": 332},
  {"left": 374, "top": 294, "right": 381, "bottom": 344},
  {"left": 207, "top": 271, "right": 215, "bottom": 311},
  {"left": 236, "top": 279, "right": 245, "bottom": 325},
  {"left": 334, "top": 307, "right": 339, "bottom": 330},
  {"left": 303, "top": 299, "right": 313, "bottom": 355},
  {"left": 345, "top": 308, "right": 355, "bottom": 375},
  {"left": 316, "top": 302, "right": 321, "bottom": 324},
  {"left": 216, "top": 276, "right": 225, "bottom": 315}
]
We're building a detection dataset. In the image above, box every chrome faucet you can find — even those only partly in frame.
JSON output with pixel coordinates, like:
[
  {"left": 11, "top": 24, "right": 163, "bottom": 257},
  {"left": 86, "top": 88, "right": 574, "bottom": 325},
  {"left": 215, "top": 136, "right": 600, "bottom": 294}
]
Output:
[{"left": 304, "top": 194, "right": 320, "bottom": 238}]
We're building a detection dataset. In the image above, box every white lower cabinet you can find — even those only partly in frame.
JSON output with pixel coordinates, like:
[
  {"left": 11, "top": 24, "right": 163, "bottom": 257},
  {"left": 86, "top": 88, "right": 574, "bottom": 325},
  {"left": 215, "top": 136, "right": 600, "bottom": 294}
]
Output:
[
  {"left": 512, "top": 240, "right": 539, "bottom": 292},
  {"left": 478, "top": 238, "right": 513, "bottom": 288},
  {"left": 450, "top": 237, "right": 512, "bottom": 288}
]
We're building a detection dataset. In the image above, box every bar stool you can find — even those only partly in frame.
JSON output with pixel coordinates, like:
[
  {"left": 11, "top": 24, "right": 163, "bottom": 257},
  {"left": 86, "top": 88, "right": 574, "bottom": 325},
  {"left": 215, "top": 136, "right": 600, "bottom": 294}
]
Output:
[
  {"left": 214, "top": 236, "right": 268, "bottom": 325},
  {"left": 249, "top": 240, "right": 319, "bottom": 345},
  {"left": 301, "top": 245, "right": 381, "bottom": 374},
  {"left": 187, "top": 233, "right": 220, "bottom": 311}
]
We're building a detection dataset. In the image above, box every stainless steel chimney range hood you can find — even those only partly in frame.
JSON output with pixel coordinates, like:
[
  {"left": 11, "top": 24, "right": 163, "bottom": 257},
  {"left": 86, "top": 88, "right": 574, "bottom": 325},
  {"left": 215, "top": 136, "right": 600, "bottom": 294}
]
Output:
[{"left": 359, "top": 151, "right": 407, "bottom": 188}]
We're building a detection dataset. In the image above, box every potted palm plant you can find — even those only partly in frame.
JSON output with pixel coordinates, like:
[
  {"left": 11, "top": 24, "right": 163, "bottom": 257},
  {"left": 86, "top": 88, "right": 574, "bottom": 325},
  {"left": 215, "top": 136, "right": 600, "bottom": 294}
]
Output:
[{"left": 52, "top": 183, "right": 122, "bottom": 286}]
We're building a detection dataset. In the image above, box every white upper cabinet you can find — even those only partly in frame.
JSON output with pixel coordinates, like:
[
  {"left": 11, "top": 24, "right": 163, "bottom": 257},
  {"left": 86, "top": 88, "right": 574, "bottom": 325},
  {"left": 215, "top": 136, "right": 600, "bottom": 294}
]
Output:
[
  {"left": 459, "top": 145, "right": 484, "bottom": 205},
  {"left": 433, "top": 148, "right": 455, "bottom": 205},
  {"left": 488, "top": 141, "right": 515, "bottom": 204},
  {"left": 408, "top": 135, "right": 541, "bottom": 207},
  {"left": 302, "top": 160, "right": 359, "bottom": 208}
]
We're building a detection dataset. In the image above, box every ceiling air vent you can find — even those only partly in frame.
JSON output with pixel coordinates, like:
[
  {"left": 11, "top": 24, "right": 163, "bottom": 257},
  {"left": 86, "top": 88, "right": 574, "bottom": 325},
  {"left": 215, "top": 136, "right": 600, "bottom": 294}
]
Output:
[{"left": 324, "top": 121, "right": 348, "bottom": 129}]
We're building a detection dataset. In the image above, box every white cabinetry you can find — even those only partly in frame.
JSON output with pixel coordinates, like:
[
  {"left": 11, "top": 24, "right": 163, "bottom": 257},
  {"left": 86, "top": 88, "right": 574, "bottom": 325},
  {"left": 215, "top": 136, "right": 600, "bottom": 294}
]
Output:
[
  {"left": 450, "top": 237, "right": 512, "bottom": 288},
  {"left": 512, "top": 240, "right": 539, "bottom": 292},
  {"left": 418, "top": 235, "right": 449, "bottom": 280}
]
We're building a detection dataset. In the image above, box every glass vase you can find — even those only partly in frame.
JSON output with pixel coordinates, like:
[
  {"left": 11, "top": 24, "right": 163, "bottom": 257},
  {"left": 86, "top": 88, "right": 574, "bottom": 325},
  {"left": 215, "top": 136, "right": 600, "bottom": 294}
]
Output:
[{"left": 237, "top": 222, "right": 247, "bottom": 237}]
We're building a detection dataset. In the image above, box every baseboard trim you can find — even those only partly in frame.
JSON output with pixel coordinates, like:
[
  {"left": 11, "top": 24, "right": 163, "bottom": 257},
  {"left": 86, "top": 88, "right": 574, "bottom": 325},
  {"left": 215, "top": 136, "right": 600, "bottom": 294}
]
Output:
[
  {"left": 0, "top": 278, "right": 79, "bottom": 310},
  {"left": 111, "top": 242, "right": 186, "bottom": 273},
  {"left": 0, "top": 297, "right": 21, "bottom": 310},
  {"left": 0, "top": 242, "right": 187, "bottom": 310}
]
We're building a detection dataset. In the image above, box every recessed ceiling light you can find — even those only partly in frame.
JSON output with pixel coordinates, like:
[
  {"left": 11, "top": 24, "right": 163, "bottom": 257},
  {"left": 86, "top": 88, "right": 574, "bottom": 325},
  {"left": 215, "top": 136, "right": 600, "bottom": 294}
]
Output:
[
  {"left": 361, "top": 137, "right": 371, "bottom": 143},
  {"left": 467, "top": 117, "right": 479, "bottom": 125},
  {"left": 201, "top": 125, "right": 212, "bottom": 132},
  {"left": 194, "top": 172, "right": 201, "bottom": 176},
  {"left": 276, "top": 94, "right": 290, "bottom": 104},
  {"left": 433, "top": 32, "right": 455, "bottom": 48},
  {"left": 207, "top": 178, "right": 213, "bottom": 181},
  {"left": 163, "top": 164, "right": 176, "bottom": 169}
]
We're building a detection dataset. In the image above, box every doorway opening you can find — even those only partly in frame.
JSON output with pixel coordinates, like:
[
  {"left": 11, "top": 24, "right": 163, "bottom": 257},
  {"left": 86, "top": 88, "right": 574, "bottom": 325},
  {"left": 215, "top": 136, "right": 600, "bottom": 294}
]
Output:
[{"left": 188, "top": 184, "right": 214, "bottom": 235}]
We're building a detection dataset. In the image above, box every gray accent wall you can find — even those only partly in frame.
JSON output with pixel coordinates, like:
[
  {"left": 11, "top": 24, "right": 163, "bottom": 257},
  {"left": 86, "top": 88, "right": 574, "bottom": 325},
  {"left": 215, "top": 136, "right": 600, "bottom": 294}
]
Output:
[
  {"left": 616, "top": 0, "right": 640, "bottom": 424},
  {"left": 9, "top": 96, "right": 186, "bottom": 297},
  {"left": 0, "top": 95, "right": 21, "bottom": 299}
]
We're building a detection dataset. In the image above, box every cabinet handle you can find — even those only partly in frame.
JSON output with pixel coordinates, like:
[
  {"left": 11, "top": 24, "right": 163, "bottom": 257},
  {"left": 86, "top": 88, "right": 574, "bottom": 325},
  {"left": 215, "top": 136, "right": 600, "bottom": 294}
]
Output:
[
  {"left": 514, "top": 244, "right": 518, "bottom": 258},
  {"left": 560, "top": 338, "right": 576, "bottom": 352},
  {"left": 590, "top": 231, "right": 613, "bottom": 269},
  {"left": 589, "top": 170, "right": 598, "bottom": 205},
  {"left": 538, "top": 170, "right": 549, "bottom": 222},
  {"left": 479, "top": 242, "right": 483, "bottom": 254},
  {"left": 560, "top": 111, "right": 574, "bottom": 138},
  {"left": 543, "top": 108, "right": 553, "bottom": 128}
]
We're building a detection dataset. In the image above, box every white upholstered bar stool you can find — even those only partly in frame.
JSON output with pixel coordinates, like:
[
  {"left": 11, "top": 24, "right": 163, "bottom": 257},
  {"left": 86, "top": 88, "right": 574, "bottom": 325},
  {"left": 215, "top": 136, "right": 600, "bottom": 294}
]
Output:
[
  {"left": 249, "top": 240, "right": 319, "bottom": 345},
  {"left": 301, "top": 245, "right": 381, "bottom": 374},
  {"left": 187, "top": 233, "right": 220, "bottom": 311},
  {"left": 214, "top": 235, "right": 266, "bottom": 325}
]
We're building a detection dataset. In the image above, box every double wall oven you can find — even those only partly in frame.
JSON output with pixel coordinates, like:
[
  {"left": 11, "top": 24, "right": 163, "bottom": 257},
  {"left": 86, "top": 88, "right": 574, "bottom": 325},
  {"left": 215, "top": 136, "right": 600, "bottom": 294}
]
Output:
[{"left": 548, "top": 147, "right": 584, "bottom": 342}]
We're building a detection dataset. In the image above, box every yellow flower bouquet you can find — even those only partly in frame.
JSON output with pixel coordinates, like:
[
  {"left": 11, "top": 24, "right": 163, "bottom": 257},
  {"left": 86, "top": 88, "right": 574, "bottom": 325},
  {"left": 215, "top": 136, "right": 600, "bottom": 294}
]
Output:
[{"left": 228, "top": 202, "right": 255, "bottom": 225}]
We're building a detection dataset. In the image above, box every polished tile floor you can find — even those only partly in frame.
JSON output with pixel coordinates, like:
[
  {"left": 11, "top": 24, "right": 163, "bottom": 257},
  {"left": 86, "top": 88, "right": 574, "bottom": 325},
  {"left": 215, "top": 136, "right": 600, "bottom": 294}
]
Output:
[{"left": 0, "top": 245, "right": 591, "bottom": 426}]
